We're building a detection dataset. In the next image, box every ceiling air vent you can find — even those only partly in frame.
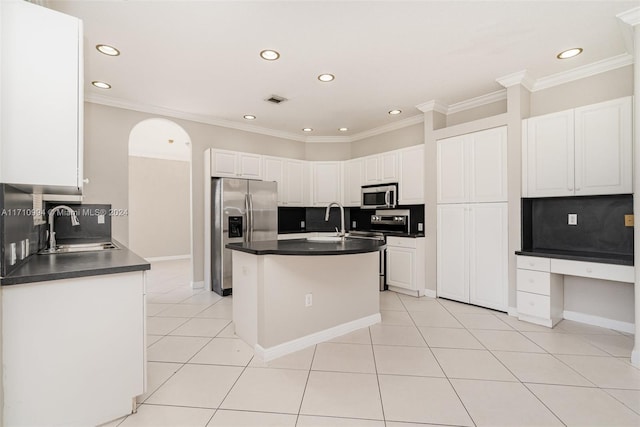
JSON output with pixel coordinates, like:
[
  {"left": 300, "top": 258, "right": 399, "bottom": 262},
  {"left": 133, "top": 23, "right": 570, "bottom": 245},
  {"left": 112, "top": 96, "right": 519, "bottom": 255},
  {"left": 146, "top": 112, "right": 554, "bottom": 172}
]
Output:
[{"left": 265, "top": 95, "right": 287, "bottom": 104}]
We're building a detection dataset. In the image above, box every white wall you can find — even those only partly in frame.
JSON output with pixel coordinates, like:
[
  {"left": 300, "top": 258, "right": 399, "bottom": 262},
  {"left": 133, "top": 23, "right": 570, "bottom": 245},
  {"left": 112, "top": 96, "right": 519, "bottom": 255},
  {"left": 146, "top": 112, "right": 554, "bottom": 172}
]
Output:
[{"left": 128, "top": 156, "right": 191, "bottom": 258}]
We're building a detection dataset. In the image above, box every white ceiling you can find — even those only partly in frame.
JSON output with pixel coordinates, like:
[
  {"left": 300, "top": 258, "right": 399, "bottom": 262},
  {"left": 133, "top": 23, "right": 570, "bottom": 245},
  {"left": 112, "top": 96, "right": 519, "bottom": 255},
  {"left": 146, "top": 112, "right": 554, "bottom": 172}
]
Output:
[{"left": 48, "top": 0, "right": 637, "bottom": 141}]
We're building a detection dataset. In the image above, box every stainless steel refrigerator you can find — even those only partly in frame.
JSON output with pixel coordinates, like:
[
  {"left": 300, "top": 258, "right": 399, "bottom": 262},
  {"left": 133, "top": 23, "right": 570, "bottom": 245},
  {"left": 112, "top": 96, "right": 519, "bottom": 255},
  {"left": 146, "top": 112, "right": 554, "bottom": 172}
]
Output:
[{"left": 209, "top": 178, "right": 277, "bottom": 296}]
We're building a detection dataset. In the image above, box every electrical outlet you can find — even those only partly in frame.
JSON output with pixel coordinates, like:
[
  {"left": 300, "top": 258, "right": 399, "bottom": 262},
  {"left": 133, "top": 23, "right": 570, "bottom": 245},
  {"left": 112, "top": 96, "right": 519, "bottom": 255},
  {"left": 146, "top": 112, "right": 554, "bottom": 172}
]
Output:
[
  {"left": 305, "top": 293, "right": 313, "bottom": 307},
  {"left": 20, "top": 240, "right": 26, "bottom": 260},
  {"left": 418, "top": 222, "right": 424, "bottom": 232},
  {"left": 300, "top": 220, "right": 305, "bottom": 229},
  {"left": 352, "top": 220, "right": 356, "bottom": 228},
  {"left": 568, "top": 213, "right": 578, "bottom": 226},
  {"left": 625, "top": 214, "right": 634, "bottom": 227}
]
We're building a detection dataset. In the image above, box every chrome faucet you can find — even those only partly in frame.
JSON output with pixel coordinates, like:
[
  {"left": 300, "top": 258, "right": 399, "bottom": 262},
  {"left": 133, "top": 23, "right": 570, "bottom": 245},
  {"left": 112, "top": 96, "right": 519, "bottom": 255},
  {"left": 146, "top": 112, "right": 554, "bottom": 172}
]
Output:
[
  {"left": 325, "top": 201, "right": 346, "bottom": 241},
  {"left": 48, "top": 205, "right": 80, "bottom": 250}
]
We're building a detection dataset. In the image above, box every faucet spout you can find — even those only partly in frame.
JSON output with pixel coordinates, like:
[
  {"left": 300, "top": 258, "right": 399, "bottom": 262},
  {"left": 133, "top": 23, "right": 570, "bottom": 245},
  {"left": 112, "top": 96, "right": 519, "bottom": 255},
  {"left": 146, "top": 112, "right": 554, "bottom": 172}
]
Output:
[
  {"left": 324, "top": 201, "right": 346, "bottom": 240},
  {"left": 48, "top": 205, "right": 80, "bottom": 250}
]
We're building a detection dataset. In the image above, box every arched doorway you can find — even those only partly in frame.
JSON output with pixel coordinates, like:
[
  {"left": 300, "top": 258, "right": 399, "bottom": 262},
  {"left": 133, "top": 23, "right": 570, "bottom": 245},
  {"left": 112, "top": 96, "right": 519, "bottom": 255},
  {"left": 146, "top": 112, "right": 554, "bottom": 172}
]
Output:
[{"left": 128, "top": 118, "right": 192, "bottom": 272}]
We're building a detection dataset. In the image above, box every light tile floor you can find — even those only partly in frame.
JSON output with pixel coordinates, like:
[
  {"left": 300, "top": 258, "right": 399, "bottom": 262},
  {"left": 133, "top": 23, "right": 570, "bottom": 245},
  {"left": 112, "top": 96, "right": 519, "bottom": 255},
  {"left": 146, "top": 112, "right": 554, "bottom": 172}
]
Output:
[{"left": 103, "top": 259, "right": 640, "bottom": 427}]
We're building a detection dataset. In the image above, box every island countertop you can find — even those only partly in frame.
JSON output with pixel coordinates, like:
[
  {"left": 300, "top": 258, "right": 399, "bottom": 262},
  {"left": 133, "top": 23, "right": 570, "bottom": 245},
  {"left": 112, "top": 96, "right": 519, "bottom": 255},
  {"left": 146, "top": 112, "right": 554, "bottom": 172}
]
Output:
[{"left": 226, "top": 238, "right": 386, "bottom": 256}]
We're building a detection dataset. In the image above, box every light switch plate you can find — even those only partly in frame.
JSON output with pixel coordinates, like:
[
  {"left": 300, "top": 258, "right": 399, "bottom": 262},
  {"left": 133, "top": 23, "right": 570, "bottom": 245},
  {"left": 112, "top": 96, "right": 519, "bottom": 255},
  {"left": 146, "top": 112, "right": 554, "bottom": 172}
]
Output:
[
  {"left": 568, "top": 213, "right": 578, "bottom": 226},
  {"left": 418, "top": 223, "right": 424, "bottom": 232},
  {"left": 9, "top": 243, "right": 16, "bottom": 265},
  {"left": 98, "top": 214, "right": 105, "bottom": 224}
]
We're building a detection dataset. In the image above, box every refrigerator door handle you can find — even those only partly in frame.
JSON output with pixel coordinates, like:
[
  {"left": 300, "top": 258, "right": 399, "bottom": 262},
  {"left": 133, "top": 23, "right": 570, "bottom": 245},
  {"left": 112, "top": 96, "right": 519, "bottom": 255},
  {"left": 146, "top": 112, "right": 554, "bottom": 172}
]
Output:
[
  {"left": 244, "top": 194, "right": 251, "bottom": 243},
  {"left": 247, "top": 194, "right": 254, "bottom": 242}
]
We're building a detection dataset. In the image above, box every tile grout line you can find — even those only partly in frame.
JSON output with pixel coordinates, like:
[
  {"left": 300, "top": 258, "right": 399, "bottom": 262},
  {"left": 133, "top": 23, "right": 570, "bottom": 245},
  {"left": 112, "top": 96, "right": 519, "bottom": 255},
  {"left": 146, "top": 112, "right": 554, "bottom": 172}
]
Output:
[
  {"left": 368, "top": 324, "right": 388, "bottom": 425},
  {"left": 294, "top": 344, "right": 318, "bottom": 426}
]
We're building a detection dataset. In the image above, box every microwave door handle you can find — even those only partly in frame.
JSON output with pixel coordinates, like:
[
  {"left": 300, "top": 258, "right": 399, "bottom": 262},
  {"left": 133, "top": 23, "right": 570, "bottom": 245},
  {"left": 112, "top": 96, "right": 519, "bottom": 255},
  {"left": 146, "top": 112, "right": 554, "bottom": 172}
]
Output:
[{"left": 384, "top": 190, "right": 390, "bottom": 207}]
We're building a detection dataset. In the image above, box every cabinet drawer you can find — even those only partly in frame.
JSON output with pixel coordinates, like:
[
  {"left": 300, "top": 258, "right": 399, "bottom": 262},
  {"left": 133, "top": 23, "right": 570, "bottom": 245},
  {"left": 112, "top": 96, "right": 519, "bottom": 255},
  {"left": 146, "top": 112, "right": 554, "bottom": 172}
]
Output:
[
  {"left": 550, "top": 259, "right": 634, "bottom": 283},
  {"left": 517, "top": 291, "right": 550, "bottom": 319},
  {"left": 517, "top": 269, "right": 550, "bottom": 295},
  {"left": 516, "top": 256, "right": 550, "bottom": 271},
  {"left": 386, "top": 236, "right": 417, "bottom": 249}
]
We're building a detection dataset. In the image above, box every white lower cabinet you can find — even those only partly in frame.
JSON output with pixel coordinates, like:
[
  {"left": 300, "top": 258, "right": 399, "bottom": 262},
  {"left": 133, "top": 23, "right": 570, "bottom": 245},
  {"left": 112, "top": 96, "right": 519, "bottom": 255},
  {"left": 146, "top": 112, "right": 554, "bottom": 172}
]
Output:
[
  {"left": 2, "top": 271, "right": 146, "bottom": 426},
  {"left": 437, "top": 203, "right": 508, "bottom": 311},
  {"left": 516, "top": 256, "right": 563, "bottom": 327},
  {"left": 386, "top": 236, "right": 426, "bottom": 295}
]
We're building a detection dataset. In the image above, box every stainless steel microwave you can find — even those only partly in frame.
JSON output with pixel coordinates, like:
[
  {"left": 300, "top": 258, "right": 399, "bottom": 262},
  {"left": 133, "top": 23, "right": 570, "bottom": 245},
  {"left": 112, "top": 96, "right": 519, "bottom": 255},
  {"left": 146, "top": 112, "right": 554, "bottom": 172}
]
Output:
[{"left": 361, "top": 183, "right": 398, "bottom": 209}]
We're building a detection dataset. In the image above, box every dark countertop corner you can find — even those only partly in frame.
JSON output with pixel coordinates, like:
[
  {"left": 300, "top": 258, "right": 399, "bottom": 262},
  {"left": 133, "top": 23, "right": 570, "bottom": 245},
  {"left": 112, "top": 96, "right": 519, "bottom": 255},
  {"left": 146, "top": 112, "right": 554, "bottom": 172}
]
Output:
[
  {"left": 227, "top": 238, "right": 385, "bottom": 256},
  {"left": 1, "top": 240, "right": 150, "bottom": 286}
]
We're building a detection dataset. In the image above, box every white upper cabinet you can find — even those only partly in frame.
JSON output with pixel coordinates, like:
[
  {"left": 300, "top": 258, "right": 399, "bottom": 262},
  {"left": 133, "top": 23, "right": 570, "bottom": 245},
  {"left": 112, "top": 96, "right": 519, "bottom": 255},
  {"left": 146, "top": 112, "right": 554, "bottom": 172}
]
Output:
[
  {"left": 363, "top": 152, "right": 398, "bottom": 184},
  {"left": 284, "top": 159, "right": 308, "bottom": 206},
  {"left": 210, "top": 149, "right": 262, "bottom": 179},
  {"left": 523, "top": 97, "right": 632, "bottom": 197},
  {"left": 398, "top": 145, "right": 424, "bottom": 204},
  {"left": 343, "top": 158, "right": 364, "bottom": 207},
  {"left": 437, "top": 126, "right": 507, "bottom": 203},
  {"left": 311, "top": 162, "right": 343, "bottom": 206},
  {"left": 262, "top": 156, "right": 284, "bottom": 204},
  {"left": 1, "top": 1, "right": 83, "bottom": 194},
  {"left": 574, "top": 98, "right": 632, "bottom": 196}
]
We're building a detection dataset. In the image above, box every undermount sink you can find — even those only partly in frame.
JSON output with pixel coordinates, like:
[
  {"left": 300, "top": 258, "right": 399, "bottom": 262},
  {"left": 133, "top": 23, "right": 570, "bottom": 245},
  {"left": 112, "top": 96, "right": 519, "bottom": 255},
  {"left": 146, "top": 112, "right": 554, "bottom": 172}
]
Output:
[
  {"left": 39, "top": 241, "right": 120, "bottom": 254},
  {"left": 306, "top": 236, "right": 344, "bottom": 242}
]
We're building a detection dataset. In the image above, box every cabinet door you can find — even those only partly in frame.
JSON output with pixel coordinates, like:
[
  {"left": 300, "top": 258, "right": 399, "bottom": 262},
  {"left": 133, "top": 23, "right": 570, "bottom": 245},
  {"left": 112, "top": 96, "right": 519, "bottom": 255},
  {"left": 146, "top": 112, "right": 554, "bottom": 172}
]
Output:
[
  {"left": 437, "top": 204, "right": 469, "bottom": 303},
  {"left": 574, "top": 97, "right": 632, "bottom": 196},
  {"left": 238, "top": 153, "right": 262, "bottom": 179},
  {"left": 1, "top": 1, "right": 82, "bottom": 191},
  {"left": 386, "top": 246, "right": 415, "bottom": 290},
  {"left": 399, "top": 145, "right": 424, "bottom": 204},
  {"left": 468, "top": 203, "right": 508, "bottom": 311},
  {"left": 263, "top": 157, "right": 284, "bottom": 205},
  {"left": 210, "top": 150, "right": 237, "bottom": 177},
  {"left": 344, "top": 158, "right": 363, "bottom": 206},
  {"left": 285, "top": 160, "right": 306, "bottom": 206},
  {"left": 525, "top": 110, "right": 575, "bottom": 197},
  {"left": 469, "top": 127, "right": 507, "bottom": 202},
  {"left": 312, "top": 162, "right": 342, "bottom": 206},
  {"left": 380, "top": 152, "right": 398, "bottom": 182},
  {"left": 363, "top": 156, "right": 380, "bottom": 184},
  {"left": 437, "top": 135, "right": 468, "bottom": 203}
]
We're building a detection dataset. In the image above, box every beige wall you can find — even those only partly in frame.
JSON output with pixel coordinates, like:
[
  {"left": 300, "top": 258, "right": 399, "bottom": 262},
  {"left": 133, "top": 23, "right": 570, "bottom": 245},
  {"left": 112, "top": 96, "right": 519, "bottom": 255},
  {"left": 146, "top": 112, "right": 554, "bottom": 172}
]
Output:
[
  {"left": 305, "top": 142, "right": 351, "bottom": 161},
  {"left": 128, "top": 156, "right": 190, "bottom": 258},
  {"left": 351, "top": 122, "right": 424, "bottom": 158},
  {"left": 446, "top": 100, "right": 507, "bottom": 127}
]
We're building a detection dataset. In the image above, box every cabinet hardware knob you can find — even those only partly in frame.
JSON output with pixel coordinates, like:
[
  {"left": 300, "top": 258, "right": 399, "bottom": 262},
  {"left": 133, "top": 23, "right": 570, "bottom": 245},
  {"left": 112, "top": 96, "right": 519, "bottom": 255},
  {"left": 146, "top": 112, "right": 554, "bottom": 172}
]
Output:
[{"left": 83, "top": 178, "right": 89, "bottom": 184}]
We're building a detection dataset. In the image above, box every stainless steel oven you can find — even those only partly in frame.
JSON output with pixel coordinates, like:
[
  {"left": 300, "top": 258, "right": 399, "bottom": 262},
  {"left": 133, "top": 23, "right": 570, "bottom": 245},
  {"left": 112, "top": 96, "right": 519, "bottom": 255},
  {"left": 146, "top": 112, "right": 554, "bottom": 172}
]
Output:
[{"left": 361, "top": 183, "right": 397, "bottom": 209}]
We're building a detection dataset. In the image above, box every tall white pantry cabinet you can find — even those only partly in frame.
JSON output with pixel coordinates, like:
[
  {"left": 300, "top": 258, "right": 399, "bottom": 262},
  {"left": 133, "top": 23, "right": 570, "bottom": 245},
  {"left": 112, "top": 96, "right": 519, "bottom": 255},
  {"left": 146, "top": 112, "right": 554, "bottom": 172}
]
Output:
[{"left": 436, "top": 126, "right": 508, "bottom": 311}]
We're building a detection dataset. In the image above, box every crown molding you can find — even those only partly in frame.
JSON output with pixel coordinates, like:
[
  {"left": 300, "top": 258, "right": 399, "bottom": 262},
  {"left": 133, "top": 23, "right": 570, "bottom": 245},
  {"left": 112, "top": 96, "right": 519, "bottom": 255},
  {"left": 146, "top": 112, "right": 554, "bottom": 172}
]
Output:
[
  {"left": 85, "top": 94, "right": 307, "bottom": 143},
  {"left": 617, "top": 7, "right": 640, "bottom": 26},
  {"left": 306, "top": 136, "right": 352, "bottom": 144},
  {"left": 532, "top": 53, "right": 634, "bottom": 92},
  {"left": 447, "top": 90, "right": 507, "bottom": 114},
  {"left": 349, "top": 114, "right": 424, "bottom": 142},
  {"left": 416, "top": 100, "right": 448, "bottom": 114},
  {"left": 496, "top": 70, "right": 535, "bottom": 91}
]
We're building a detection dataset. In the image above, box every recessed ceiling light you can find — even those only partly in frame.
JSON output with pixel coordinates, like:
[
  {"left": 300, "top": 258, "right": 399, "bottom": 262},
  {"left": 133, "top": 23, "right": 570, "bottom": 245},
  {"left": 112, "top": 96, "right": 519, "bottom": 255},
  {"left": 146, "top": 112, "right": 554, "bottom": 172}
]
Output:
[
  {"left": 557, "top": 48, "right": 583, "bottom": 59},
  {"left": 388, "top": 109, "right": 402, "bottom": 115},
  {"left": 91, "top": 81, "right": 111, "bottom": 89},
  {"left": 260, "top": 49, "right": 280, "bottom": 61},
  {"left": 302, "top": 128, "right": 313, "bottom": 132},
  {"left": 339, "top": 127, "right": 348, "bottom": 132},
  {"left": 96, "top": 44, "right": 120, "bottom": 56},
  {"left": 318, "top": 73, "right": 335, "bottom": 82},
  {"left": 243, "top": 115, "right": 256, "bottom": 120}
]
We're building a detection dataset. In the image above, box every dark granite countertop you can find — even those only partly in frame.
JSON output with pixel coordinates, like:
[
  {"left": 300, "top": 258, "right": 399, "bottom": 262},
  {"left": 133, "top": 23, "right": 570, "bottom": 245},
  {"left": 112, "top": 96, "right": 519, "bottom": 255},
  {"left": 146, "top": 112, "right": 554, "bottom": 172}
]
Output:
[
  {"left": 516, "top": 249, "right": 633, "bottom": 266},
  {"left": 278, "top": 230, "right": 425, "bottom": 238},
  {"left": 227, "top": 238, "right": 386, "bottom": 256},
  {"left": 1, "top": 240, "right": 150, "bottom": 286}
]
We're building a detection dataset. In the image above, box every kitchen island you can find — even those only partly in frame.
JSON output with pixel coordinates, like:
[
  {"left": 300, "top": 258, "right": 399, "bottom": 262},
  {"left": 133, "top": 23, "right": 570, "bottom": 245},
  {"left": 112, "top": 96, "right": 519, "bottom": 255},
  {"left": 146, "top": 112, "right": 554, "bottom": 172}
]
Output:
[{"left": 227, "top": 238, "right": 385, "bottom": 361}]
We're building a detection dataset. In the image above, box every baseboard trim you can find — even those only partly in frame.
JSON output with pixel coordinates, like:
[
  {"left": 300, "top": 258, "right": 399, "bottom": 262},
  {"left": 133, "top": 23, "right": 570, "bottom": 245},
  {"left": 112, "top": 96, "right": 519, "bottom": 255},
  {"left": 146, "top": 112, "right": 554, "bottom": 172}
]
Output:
[
  {"left": 254, "top": 313, "right": 381, "bottom": 362},
  {"left": 423, "top": 289, "right": 437, "bottom": 298},
  {"left": 191, "top": 281, "right": 204, "bottom": 289},
  {"left": 144, "top": 255, "right": 191, "bottom": 262},
  {"left": 507, "top": 306, "right": 519, "bottom": 317},
  {"left": 632, "top": 350, "right": 640, "bottom": 368},
  {"left": 563, "top": 310, "right": 635, "bottom": 334}
]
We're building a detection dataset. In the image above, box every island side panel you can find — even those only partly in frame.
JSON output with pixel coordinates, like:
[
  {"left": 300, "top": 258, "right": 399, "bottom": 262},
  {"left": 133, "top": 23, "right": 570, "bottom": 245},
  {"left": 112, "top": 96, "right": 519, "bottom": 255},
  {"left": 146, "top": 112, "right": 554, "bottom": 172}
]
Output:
[
  {"left": 258, "top": 252, "right": 379, "bottom": 349},
  {"left": 232, "top": 250, "right": 259, "bottom": 347}
]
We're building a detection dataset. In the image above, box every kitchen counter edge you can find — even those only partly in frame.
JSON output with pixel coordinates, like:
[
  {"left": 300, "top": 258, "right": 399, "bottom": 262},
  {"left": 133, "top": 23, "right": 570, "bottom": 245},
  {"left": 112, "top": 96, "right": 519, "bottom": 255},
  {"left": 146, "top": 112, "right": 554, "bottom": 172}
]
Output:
[
  {"left": 515, "top": 250, "right": 633, "bottom": 266},
  {"left": 0, "top": 241, "right": 150, "bottom": 286},
  {"left": 227, "top": 238, "right": 386, "bottom": 256}
]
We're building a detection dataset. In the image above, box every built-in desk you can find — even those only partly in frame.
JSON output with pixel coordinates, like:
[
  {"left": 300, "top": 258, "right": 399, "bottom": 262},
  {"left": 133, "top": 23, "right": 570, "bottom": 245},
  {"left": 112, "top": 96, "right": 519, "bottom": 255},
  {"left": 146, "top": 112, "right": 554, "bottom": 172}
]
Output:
[{"left": 515, "top": 254, "right": 634, "bottom": 328}]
